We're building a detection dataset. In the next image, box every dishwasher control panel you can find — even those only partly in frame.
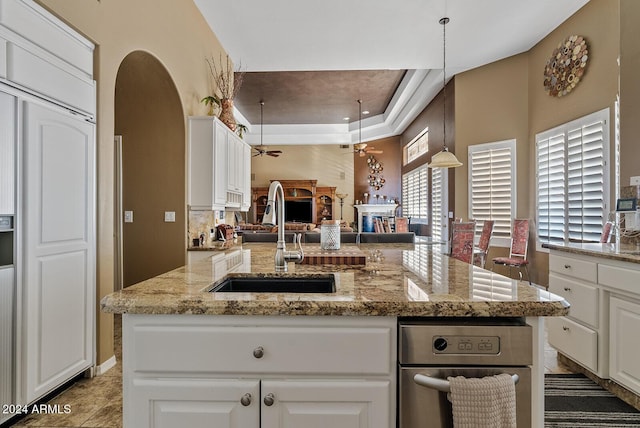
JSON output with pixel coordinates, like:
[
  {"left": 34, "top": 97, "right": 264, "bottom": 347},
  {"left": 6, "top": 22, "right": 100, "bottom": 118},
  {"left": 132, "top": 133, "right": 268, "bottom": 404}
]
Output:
[{"left": 432, "top": 335, "right": 500, "bottom": 355}]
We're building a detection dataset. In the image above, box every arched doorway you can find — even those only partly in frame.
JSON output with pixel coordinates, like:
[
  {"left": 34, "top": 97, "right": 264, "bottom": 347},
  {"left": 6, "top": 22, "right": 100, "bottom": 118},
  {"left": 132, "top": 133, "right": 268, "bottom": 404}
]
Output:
[{"left": 114, "top": 51, "right": 185, "bottom": 287}]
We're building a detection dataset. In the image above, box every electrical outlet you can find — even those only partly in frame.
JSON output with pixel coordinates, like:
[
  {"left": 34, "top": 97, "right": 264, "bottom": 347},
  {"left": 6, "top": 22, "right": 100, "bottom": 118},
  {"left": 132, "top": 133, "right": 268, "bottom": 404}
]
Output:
[
  {"left": 164, "top": 211, "right": 176, "bottom": 222},
  {"left": 630, "top": 176, "right": 640, "bottom": 186},
  {"left": 124, "top": 211, "right": 133, "bottom": 223}
]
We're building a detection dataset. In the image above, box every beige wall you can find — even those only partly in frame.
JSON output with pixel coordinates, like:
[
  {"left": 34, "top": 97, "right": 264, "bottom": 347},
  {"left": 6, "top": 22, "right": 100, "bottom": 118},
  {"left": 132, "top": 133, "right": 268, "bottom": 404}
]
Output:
[
  {"left": 251, "top": 145, "right": 355, "bottom": 224},
  {"left": 453, "top": 0, "right": 620, "bottom": 286},
  {"left": 37, "top": 0, "right": 227, "bottom": 365},
  {"left": 620, "top": 0, "right": 640, "bottom": 185},
  {"left": 115, "top": 52, "right": 186, "bottom": 287}
]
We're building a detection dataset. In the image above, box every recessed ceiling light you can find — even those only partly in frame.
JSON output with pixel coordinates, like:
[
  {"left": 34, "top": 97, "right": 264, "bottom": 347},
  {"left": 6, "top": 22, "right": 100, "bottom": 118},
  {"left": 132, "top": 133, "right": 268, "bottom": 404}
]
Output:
[
  {"left": 362, "top": 110, "right": 370, "bottom": 115},
  {"left": 343, "top": 117, "right": 350, "bottom": 121}
]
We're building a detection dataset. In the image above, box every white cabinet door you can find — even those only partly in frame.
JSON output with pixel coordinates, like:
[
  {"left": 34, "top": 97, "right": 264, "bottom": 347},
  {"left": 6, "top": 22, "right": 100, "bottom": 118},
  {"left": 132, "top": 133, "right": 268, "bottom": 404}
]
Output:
[
  {"left": 241, "top": 141, "right": 251, "bottom": 211},
  {"left": 227, "top": 133, "right": 239, "bottom": 192},
  {"left": 0, "top": 267, "right": 14, "bottom": 426},
  {"left": 610, "top": 295, "right": 640, "bottom": 394},
  {"left": 128, "top": 378, "right": 259, "bottom": 428},
  {"left": 22, "top": 100, "right": 95, "bottom": 403},
  {"left": 188, "top": 117, "right": 228, "bottom": 210},
  {"left": 0, "top": 91, "right": 15, "bottom": 214},
  {"left": 261, "top": 380, "right": 391, "bottom": 428},
  {"left": 213, "top": 120, "right": 228, "bottom": 207}
]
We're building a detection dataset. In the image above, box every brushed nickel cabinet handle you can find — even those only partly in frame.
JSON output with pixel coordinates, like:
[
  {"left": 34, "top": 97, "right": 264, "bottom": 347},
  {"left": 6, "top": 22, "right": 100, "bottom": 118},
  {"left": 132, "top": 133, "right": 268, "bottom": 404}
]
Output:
[
  {"left": 240, "top": 393, "right": 252, "bottom": 406},
  {"left": 253, "top": 346, "right": 264, "bottom": 359},
  {"left": 263, "top": 393, "right": 275, "bottom": 406},
  {"left": 564, "top": 287, "right": 571, "bottom": 292}
]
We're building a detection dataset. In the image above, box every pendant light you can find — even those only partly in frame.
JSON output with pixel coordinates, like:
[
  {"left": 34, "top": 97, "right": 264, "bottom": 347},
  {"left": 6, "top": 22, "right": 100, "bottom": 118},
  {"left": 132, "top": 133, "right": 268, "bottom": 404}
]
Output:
[{"left": 428, "top": 16, "right": 463, "bottom": 168}]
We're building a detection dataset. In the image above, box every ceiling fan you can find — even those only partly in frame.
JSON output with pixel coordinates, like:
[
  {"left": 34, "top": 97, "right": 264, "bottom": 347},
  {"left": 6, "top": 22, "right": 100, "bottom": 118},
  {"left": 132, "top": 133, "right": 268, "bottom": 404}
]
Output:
[
  {"left": 353, "top": 142, "right": 383, "bottom": 157},
  {"left": 253, "top": 145, "right": 282, "bottom": 157},
  {"left": 253, "top": 101, "right": 283, "bottom": 158},
  {"left": 351, "top": 100, "right": 383, "bottom": 157}
]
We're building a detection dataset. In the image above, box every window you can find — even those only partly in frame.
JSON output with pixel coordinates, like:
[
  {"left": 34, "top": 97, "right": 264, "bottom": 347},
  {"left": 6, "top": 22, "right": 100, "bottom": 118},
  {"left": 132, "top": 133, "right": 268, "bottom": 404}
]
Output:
[
  {"left": 402, "top": 165, "right": 428, "bottom": 223},
  {"left": 403, "top": 127, "right": 428, "bottom": 165},
  {"left": 468, "top": 140, "right": 516, "bottom": 246},
  {"left": 536, "top": 108, "right": 609, "bottom": 246}
]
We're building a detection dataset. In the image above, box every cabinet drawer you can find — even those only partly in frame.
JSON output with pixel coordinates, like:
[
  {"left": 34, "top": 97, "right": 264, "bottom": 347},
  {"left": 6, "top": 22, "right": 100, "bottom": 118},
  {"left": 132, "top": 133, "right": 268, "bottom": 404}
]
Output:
[
  {"left": 549, "top": 273, "right": 598, "bottom": 328},
  {"left": 549, "top": 254, "right": 597, "bottom": 282},
  {"left": 598, "top": 264, "right": 640, "bottom": 295},
  {"left": 548, "top": 316, "right": 598, "bottom": 372},
  {"left": 130, "top": 324, "right": 393, "bottom": 376}
]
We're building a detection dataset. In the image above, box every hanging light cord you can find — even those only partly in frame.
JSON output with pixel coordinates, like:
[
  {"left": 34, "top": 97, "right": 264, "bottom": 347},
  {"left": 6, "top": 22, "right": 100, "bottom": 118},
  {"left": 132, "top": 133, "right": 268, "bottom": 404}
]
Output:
[
  {"left": 357, "top": 99, "right": 362, "bottom": 145},
  {"left": 440, "top": 17, "right": 449, "bottom": 152},
  {"left": 260, "top": 100, "right": 264, "bottom": 146}
]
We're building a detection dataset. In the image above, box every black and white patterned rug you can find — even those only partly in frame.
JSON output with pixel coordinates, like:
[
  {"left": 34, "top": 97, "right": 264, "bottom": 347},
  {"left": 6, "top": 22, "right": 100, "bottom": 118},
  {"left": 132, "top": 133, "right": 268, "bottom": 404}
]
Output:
[{"left": 545, "top": 374, "right": 640, "bottom": 427}]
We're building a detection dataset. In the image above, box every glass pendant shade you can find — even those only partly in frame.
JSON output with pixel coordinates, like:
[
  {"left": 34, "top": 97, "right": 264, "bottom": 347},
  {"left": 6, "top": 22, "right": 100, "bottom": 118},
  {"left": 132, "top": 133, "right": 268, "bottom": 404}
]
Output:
[{"left": 427, "top": 147, "right": 463, "bottom": 168}]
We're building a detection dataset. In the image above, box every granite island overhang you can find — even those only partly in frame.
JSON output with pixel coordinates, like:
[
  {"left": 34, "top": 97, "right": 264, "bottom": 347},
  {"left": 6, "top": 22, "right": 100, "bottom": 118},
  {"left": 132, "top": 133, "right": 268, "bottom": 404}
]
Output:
[
  {"left": 101, "top": 242, "right": 569, "bottom": 317},
  {"left": 102, "top": 242, "right": 568, "bottom": 428}
]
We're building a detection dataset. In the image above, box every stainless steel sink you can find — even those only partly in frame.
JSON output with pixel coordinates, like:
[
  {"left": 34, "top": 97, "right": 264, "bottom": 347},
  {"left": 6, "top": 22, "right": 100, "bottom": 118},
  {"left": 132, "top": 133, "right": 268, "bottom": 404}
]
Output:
[{"left": 210, "top": 274, "right": 336, "bottom": 293}]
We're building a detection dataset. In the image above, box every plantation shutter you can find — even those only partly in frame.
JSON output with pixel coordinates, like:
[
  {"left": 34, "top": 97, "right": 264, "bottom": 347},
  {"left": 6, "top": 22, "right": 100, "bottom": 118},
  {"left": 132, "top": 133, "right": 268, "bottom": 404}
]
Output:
[
  {"left": 468, "top": 141, "right": 515, "bottom": 240},
  {"left": 537, "top": 133, "right": 566, "bottom": 243},
  {"left": 567, "top": 119, "right": 606, "bottom": 242},
  {"left": 536, "top": 108, "right": 608, "bottom": 245},
  {"left": 431, "top": 167, "right": 444, "bottom": 242},
  {"left": 402, "top": 165, "right": 428, "bottom": 222}
]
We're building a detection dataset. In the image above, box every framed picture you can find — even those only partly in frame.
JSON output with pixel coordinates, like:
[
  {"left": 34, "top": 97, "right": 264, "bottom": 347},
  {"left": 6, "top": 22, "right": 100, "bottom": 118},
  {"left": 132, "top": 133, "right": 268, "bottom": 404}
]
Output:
[{"left": 616, "top": 198, "right": 637, "bottom": 212}]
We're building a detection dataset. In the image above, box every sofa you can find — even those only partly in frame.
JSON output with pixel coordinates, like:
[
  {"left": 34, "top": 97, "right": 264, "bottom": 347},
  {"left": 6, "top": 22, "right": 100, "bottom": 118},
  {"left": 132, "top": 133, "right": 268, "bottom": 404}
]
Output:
[{"left": 240, "top": 230, "right": 415, "bottom": 244}]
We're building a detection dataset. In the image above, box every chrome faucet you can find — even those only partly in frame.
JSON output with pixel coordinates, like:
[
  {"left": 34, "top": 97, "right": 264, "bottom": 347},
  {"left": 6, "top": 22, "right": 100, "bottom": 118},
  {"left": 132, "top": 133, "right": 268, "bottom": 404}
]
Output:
[{"left": 262, "top": 180, "right": 304, "bottom": 271}]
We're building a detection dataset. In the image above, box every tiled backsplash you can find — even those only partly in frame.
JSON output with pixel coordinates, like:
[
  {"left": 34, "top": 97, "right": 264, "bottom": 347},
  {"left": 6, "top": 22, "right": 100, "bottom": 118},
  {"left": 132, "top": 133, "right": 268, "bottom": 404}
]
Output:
[{"left": 188, "top": 210, "right": 243, "bottom": 247}]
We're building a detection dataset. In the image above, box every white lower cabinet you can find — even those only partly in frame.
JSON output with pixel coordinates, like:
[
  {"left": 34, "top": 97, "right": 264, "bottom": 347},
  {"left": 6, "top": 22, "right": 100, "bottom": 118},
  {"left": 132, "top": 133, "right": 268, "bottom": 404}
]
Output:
[
  {"left": 610, "top": 295, "right": 640, "bottom": 393},
  {"left": 123, "top": 315, "right": 396, "bottom": 428},
  {"left": 261, "top": 380, "right": 389, "bottom": 428},
  {"left": 548, "top": 252, "right": 605, "bottom": 376},
  {"left": 549, "top": 249, "right": 640, "bottom": 395},
  {"left": 130, "top": 378, "right": 259, "bottom": 428}
]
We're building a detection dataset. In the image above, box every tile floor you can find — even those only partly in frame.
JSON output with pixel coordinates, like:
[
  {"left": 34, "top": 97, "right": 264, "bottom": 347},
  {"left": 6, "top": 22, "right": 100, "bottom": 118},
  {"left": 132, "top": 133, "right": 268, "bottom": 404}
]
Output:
[{"left": 5, "top": 314, "right": 572, "bottom": 428}]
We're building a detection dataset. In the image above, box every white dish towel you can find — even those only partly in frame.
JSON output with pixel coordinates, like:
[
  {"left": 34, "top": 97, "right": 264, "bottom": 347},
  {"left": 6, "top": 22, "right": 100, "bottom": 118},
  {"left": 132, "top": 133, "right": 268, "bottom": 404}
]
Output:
[{"left": 447, "top": 373, "right": 517, "bottom": 428}]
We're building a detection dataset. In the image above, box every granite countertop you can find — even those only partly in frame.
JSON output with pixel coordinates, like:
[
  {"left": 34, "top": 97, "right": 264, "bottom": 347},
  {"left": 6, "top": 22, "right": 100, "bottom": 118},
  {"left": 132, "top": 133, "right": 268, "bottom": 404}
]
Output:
[
  {"left": 101, "top": 243, "right": 569, "bottom": 317},
  {"left": 544, "top": 242, "right": 640, "bottom": 264}
]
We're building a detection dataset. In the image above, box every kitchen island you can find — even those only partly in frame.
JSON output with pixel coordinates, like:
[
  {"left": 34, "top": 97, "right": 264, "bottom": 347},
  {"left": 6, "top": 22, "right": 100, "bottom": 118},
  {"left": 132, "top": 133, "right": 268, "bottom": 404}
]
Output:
[{"left": 101, "top": 242, "right": 569, "bottom": 428}]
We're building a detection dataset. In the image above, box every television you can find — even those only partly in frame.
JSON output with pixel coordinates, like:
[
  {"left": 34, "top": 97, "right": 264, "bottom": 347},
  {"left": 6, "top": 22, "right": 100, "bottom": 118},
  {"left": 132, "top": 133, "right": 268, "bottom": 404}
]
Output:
[{"left": 285, "top": 200, "right": 312, "bottom": 223}]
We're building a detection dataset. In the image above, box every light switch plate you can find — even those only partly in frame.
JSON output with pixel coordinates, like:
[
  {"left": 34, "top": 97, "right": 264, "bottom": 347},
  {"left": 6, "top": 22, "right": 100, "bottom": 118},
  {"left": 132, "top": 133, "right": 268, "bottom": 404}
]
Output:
[
  {"left": 164, "top": 211, "right": 176, "bottom": 222},
  {"left": 630, "top": 176, "right": 640, "bottom": 186},
  {"left": 124, "top": 211, "right": 133, "bottom": 223}
]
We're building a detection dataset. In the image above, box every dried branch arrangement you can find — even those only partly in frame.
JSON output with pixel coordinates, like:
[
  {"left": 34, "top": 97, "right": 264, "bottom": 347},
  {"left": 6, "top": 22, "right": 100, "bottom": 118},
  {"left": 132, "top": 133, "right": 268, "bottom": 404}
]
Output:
[{"left": 205, "top": 54, "right": 245, "bottom": 99}]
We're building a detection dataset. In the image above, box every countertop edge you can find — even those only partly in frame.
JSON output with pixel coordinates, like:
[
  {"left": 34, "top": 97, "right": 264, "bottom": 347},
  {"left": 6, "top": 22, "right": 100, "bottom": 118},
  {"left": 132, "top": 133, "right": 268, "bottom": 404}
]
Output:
[
  {"left": 100, "top": 298, "right": 570, "bottom": 317},
  {"left": 544, "top": 242, "right": 640, "bottom": 264}
]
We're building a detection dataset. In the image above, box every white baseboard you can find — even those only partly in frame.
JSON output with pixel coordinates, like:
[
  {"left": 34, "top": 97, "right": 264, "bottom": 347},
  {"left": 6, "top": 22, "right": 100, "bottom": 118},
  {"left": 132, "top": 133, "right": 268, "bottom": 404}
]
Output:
[{"left": 95, "top": 355, "right": 117, "bottom": 375}]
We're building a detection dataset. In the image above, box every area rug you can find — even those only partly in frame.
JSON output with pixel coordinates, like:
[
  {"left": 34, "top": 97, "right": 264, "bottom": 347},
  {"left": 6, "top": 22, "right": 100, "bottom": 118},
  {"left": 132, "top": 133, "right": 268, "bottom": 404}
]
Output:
[{"left": 545, "top": 373, "right": 640, "bottom": 427}]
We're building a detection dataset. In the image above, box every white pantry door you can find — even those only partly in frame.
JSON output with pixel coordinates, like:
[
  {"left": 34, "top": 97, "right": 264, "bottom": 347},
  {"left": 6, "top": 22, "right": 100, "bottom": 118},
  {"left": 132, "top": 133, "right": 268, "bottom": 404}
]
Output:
[{"left": 22, "top": 100, "right": 95, "bottom": 403}]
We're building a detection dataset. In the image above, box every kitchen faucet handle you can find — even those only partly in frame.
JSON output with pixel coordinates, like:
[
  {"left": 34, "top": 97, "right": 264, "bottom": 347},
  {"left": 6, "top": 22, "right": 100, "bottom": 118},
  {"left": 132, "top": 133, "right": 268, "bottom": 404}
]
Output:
[{"left": 293, "top": 233, "right": 304, "bottom": 261}]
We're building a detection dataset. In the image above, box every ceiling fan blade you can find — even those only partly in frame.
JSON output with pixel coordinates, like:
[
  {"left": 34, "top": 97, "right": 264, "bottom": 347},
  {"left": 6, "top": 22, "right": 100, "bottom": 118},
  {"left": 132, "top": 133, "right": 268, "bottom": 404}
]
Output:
[
  {"left": 267, "top": 152, "right": 280, "bottom": 157},
  {"left": 267, "top": 150, "right": 282, "bottom": 154},
  {"left": 252, "top": 152, "right": 262, "bottom": 157},
  {"left": 367, "top": 150, "right": 384, "bottom": 154}
]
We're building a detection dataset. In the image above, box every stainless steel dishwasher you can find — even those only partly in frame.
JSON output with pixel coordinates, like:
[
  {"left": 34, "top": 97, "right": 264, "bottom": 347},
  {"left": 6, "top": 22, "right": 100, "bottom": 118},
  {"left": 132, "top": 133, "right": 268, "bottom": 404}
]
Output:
[{"left": 398, "top": 318, "right": 532, "bottom": 428}]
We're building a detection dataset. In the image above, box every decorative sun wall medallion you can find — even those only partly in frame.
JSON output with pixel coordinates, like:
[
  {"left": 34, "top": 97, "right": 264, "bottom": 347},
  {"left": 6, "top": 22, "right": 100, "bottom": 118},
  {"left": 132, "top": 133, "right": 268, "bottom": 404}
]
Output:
[
  {"left": 543, "top": 35, "right": 589, "bottom": 97},
  {"left": 367, "top": 155, "right": 385, "bottom": 190}
]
